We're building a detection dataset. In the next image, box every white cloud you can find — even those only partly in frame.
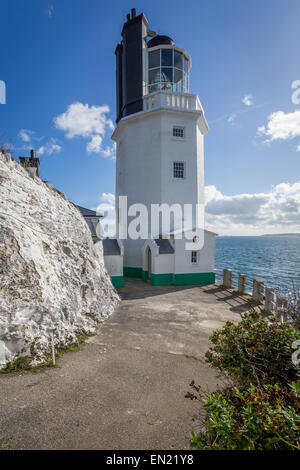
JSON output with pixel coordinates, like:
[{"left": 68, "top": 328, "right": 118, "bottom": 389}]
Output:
[
  {"left": 227, "top": 114, "right": 236, "bottom": 123},
  {"left": 17, "top": 129, "right": 60, "bottom": 156},
  {"left": 257, "top": 110, "right": 300, "bottom": 143},
  {"left": 93, "top": 193, "right": 116, "bottom": 237},
  {"left": 86, "top": 135, "right": 103, "bottom": 153},
  {"left": 37, "top": 138, "right": 62, "bottom": 156},
  {"left": 54, "top": 102, "right": 115, "bottom": 158},
  {"left": 18, "top": 129, "right": 34, "bottom": 143},
  {"left": 242, "top": 94, "right": 253, "bottom": 106},
  {"left": 93, "top": 182, "right": 300, "bottom": 237},
  {"left": 297, "top": 143, "right": 300, "bottom": 152},
  {"left": 101, "top": 142, "right": 116, "bottom": 159},
  {"left": 205, "top": 182, "right": 300, "bottom": 235},
  {"left": 210, "top": 103, "right": 263, "bottom": 125},
  {"left": 257, "top": 125, "right": 265, "bottom": 135},
  {"left": 47, "top": 5, "right": 54, "bottom": 18},
  {"left": 54, "top": 102, "right": 113, "bottom": 139}
]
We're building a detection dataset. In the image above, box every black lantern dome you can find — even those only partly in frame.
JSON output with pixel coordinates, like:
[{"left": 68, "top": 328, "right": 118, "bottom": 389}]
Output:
[{"left": 147, "top": 35, "right": 174, "bottom": 48}]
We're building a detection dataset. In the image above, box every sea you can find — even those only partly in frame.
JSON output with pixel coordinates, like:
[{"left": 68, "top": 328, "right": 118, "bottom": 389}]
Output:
[{"left": 214, "top": 235, "right": 300, "bottom": 295}]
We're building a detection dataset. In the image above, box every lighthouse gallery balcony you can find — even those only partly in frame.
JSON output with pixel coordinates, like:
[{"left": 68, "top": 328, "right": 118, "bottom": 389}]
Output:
[{"left": 143, "top": 90, "right": 205, "bottom": 115}]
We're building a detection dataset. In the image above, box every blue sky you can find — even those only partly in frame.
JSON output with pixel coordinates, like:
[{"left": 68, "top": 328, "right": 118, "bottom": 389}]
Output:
[{"left": 1, "top": 0, "right": 300, "bottom": 235}]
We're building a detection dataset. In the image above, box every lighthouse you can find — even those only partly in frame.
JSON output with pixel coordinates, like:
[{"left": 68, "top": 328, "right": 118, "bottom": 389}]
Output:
[{"left": 110, "top": 9, "right": 216, "bottom": 287}]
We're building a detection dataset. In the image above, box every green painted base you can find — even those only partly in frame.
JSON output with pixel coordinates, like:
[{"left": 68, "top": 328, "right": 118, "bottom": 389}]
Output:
[
  {"left": 173, "top": 272, "right": 215, "bottom": 286},
  {"left": 124, "top": 267, "right": 215, "bottom": 287},
  {"left": 111, "top": 276, "right": 124, "bottom": 288},
  {"left": 123, "top": 267, "right": 143, "bottom": 278},
  {"left": 151, "top": 273, "right": 173, "bottom": 286}
]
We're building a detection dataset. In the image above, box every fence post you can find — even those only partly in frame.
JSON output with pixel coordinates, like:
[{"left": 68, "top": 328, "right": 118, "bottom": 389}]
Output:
[
  {"left": 276, "top": 295, "right": 288, "bottom": 322},
  {"left": 264, "top": 287, "right": 274, "bottom": 314},
  {"left": 253, "top": 279, "right": 264, "bottom": 304},
  {"left": 223, "top": 269, "right": 232, "bottom": 288},
  {"left": 238, "top": 274, "right": 246, "bottom": 294}
]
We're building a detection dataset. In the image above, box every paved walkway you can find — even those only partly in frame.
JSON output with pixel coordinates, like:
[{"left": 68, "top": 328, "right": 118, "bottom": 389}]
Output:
[{"left": 0, "top": 279, "right": 254, "bottom": 450}]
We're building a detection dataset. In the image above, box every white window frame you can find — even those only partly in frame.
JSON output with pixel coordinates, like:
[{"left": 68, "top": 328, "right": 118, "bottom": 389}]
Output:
[
  {"left": 147, "top": 46, "right": 190, "bottom": 94},
  {"left": 173, "top": 126, "right": 185, "bottom": 138},
  {"left": 173, "top": 161, "right": 185, "bottom": 179},
  {"left": 191, "top": 251, "right": 198, "bottom": 264}
]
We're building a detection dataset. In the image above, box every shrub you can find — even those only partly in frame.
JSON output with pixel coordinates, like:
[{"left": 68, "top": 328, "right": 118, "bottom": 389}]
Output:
[
  {"left": 286, "top": 286, "right": 300, "bottom": 329},
  {"left": 190, "top": 381, "right": 300, "bottom": 450},
  {"left": 188, "top": 311, "right": 300, "bottom": 450},
  {"left": 205, "top": 310, "right": 300, "bottom": 386}
]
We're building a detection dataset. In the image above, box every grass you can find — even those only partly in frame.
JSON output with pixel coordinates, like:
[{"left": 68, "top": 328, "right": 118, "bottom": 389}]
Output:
[
  {"left": 0, "top": 332, "right": 94, "bottom": 375},
  {"left": 0, "top": 441, "right": 12, "bottom": 450}
]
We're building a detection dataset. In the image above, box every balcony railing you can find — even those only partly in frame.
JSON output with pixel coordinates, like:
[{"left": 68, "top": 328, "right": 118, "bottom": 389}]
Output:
[{"left": 143, "top": 91, "right": 203, "bottom": 114}]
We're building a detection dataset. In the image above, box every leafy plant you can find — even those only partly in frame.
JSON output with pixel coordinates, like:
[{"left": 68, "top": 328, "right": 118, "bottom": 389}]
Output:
[
  {"left": 188, "top": 311, "right": 300, "bottom": 450},
  {"left": 286, "top": 285, "right": 300, "bottom": 328},
  {"left": 190, "top": 382, "right": 300, "bottom": 450},
  {"left": 205, "top": 309, "right": 300, "bottom": 386}
]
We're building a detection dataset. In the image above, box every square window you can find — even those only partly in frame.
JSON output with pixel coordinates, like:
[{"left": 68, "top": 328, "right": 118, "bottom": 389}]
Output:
[
  {"left": 173, "top": 127, "right": 184, "bottom": 138},
  {"left": 191, "top": 251, "right": 198, "bottom": 263},
  {"left": 173, "top": 161, "right": 185, "bottom": 179}
]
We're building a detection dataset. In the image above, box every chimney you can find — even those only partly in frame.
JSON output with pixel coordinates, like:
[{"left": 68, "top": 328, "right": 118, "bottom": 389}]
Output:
[
  {"left": 19, "top": 149, "right": 40, "bottom": 178},
  {"left": 115, "top": 10, "right": 148, "bottom": 122}
]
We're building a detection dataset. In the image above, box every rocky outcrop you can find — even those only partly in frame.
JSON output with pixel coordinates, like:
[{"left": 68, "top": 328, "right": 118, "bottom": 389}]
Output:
[{"left": 0, "top": 151, "right": 119, "bottom": 368}]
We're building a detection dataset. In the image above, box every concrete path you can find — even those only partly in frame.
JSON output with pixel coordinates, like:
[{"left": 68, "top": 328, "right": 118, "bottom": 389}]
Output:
[{"left": 0, "top": 279, "right": 253, "bottom": 450}]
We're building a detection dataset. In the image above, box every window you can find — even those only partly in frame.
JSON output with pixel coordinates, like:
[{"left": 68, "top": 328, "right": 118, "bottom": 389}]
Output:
[
  {"left": 148, "top": 47, "right": 190, "bottom": 94},
  {"left": 173, "top": 126, "right": 184, "bottom": 138},
  {"left": 191, "top": 251, "right": 198, "bottom": 264},
  {"left": 148, "top": 50, "right": 160, "bottom": 69},
  {"left": 173, "top": 161, "right": 185, "bottom": 179}
]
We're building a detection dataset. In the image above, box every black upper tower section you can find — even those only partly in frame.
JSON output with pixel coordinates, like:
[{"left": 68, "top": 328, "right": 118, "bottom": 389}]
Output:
[{"left": 115, "top": 9, "right": 148, "bottom": 123}]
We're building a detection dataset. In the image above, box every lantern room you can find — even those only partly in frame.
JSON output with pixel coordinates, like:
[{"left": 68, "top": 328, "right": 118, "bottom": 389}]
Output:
[
  {"left": 146, "top": 35, "right": 191, "bottom": 94},
  {"left": 115, "top": 10, "right": 192, "bottom": 122}
]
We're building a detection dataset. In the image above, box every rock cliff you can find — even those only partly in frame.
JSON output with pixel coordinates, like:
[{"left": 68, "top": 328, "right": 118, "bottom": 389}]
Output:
[{"left": 0, "top": 150, "right": 119, "bottom": 368}]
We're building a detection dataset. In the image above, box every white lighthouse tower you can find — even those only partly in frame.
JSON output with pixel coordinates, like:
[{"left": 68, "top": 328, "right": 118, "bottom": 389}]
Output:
[{"left": 111, "top": 9, "right": 216, "bottom": 287}]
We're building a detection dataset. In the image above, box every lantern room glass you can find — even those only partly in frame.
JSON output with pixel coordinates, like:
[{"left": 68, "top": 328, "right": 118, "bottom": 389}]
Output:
[{"left": 148, "top": 48, "right": 189, "bottom": 94}]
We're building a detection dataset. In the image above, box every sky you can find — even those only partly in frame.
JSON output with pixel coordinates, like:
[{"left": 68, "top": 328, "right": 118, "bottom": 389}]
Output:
[{"left": 1, "top": 0, "right": 300, "bottom": 235}]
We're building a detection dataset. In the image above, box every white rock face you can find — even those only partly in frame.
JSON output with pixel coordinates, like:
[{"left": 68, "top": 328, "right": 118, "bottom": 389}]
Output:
[{"left": 0, "top": 151, "right": 119, "bottom": 368}]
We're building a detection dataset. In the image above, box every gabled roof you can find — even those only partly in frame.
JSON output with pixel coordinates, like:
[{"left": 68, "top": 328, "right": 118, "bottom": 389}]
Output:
[
  {"left": 167, "top": 227, "right": 218, "bottom": 237},
  {"left": 103, "top": 238, "right": 121, "bottom": 256},
  {"left": 154, "top": 238, "right": 174, "bottom": 254},
  {"left": 77, "top": 205, "right": 102, "bottom": 218}
]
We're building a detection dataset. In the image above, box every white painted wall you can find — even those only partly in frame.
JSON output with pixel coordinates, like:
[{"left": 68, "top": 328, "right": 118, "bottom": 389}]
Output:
[
  {"left": 104, "top": 254, "right": 123, "bottom": 277},
  {"left": 140, "top": 230, "right": 215, "bottom": 276},
  {"left": 113, "top": 94, "right": 209, "bottom": 269},
  {"left": 154, "top": 252, "right": 174, "bottom": 274},
  {"left": 173, "top": 230, "right": 216, "bottom": 274},
  {"left": 141, "top": 239, "right": 174, "bottom": 274}
]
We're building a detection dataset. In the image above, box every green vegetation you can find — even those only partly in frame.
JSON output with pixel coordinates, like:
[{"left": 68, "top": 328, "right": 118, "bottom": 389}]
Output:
[
  {"left": 188, "top": 310, "right": 300, "bottom": 450},
  {"left": 205, "top": 311, "right": 299, "bottom": 385},
  {"left": 0, "top": 441, "right": 12, "bottom": 450},
  {"left": 0, "top": 332, "right": 93, "bottom": 375}
]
